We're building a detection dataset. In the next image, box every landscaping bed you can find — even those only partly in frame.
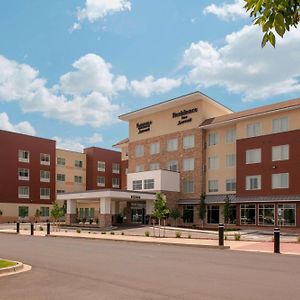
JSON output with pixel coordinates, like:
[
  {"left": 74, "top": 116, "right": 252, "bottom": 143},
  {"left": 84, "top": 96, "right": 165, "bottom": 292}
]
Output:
[{"left": 0, "top": 259, "right": 17, "bottom": 269}]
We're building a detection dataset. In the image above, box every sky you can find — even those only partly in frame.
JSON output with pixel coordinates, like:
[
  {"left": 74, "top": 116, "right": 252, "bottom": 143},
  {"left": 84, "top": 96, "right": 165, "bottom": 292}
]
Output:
[{"left": 0, "top": 0, "right": 300, "bottom": 152}]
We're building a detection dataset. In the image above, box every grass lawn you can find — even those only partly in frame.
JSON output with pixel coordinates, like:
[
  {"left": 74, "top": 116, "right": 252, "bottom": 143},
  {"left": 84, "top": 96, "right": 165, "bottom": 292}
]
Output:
[{"left": 0, "top": 259, "right": 17, "bottom": 269}]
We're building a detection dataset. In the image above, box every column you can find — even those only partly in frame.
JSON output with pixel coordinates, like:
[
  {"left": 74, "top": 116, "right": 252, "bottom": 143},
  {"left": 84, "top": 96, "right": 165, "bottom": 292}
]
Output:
[
  {"left": 66, "top": 199, "right": 77, "bottom": 224},
  {"left": 99, "top": 198, "right": 112, "bottom": 227},
  {"left": 146, "top": 200, "right": 154, "bottom": 225}
]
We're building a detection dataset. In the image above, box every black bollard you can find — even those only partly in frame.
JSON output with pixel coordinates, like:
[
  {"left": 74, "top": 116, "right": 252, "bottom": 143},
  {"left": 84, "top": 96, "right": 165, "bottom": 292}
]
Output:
[
  {"left": 30, "top": 223, "right": 34, "bottom": 236},
  {"left": 218, "top": 223, "right": 224, "bottom": 247},
  {"left": 274, "top": 228, "right": 280, "bottom": 254},
  {"left": 16, "top": 222, "right": 20, "bottom": 234},
  {"left": 47, "top": 222, "right": 50, "bottom": 235}
]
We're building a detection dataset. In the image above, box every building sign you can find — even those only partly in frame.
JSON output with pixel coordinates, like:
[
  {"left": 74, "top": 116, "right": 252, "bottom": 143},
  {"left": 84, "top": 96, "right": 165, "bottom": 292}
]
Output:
[
  {"left": 136, "top": 121, "right": 152, "bottom": 134},
  {"left": 131, "top": 195, "right": 141, "bottom": 200},
  {"left": 172, "top": 108, "right": 198, "bottom": 125}
]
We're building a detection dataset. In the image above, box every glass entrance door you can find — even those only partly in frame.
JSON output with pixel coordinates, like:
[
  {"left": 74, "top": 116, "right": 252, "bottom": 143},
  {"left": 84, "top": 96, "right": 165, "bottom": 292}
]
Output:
[{"left": 130, "top": 202, "right": 145, "bottom": 223}]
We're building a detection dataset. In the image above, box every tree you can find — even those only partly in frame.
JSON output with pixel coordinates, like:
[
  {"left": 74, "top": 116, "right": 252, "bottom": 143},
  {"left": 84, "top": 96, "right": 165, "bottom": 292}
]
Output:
[
  {"left": 198, "top": 193, "right": 206, "bottom": 228},
  {"left": 169, "top": 208, "right": 181, "bottom": 227},
  {"left": 152, "top": 192, "right": 169, "bottom": 237},
  {"left": 35, "top": 209, "right": 41, "bottom": 222},
  {"left": 51, "top": 201, "right": 64, "bottom": 228},
  {"left": 223, "top": 195, "right": 231, "bottom": 225},
  {"left": 245, "top": 0, "right": 300, "bottom": 47},
  {"left": 19, "top": 207, "right": 28, "bottom": 221},
  {"left": 0, "top": 209, "right": 2, "bottom": 216}
]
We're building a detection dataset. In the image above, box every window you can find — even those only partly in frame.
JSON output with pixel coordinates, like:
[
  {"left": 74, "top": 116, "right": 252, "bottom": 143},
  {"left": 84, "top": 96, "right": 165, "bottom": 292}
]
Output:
[
  {"left": 40, "top": 187, "right": 50, "bottom": 199},
  {"left": 183, "top": 180, "right": 194, "bottom": 193},
  {"left": 167, "top": 138, "right": 178, "bottom": 152},
  {"left": 272, "top": 145, "right": 289, "bottom": 161},
  {"left": 97, "top": 161, "right": 105, "bottom": 172},
  {"left": 183, "top": 158, "right": 194, "bottom": 171},
  {"left": 18, "top": 186, "right": 29, "bottom": 199},
  {"left": 112, "top": 163, "right": 120, "bottom": 174},
  {"left": 226, "top": 154, "right": 236, "bottom": 168},
  {"left": 150, "top": 142, "right": 160, "bottom": 155},
  {"left": 40, "top": 153, "right": 50, "bottom": 165},
  {"left": 226, "top": 129, "right": 236, "bottom": 143},
  {"left": 56, "top": 190, "right": 65, "bottom": 194},
  {"left": 246, "top": 175, "right": 261, "bottom": 190},
  {"left": 18, "top": 168, "right": 29, "bottom": 180},
  {"left": 208, "top": 156, "right": 219, "bottom": 169},
  {"left": 40, "top": 207, "right": 49, "bottom": 217},
  {"left": 240, "top": 204, "right": 256, "bottom": 225},
  {"left": 136, "top": 165, "right": 144, "bottom": 172},
  {"left": 225, "top": 205, "right": 237, "bottom": 224},
  {"left": 208, "top": 132, "right": 219, "bottom": 146},
  {"left": 278, "top": 204, "right": 296, "bottom": 226},
  {"left": 259, "top": 204, "right": 275, "bottom": 226},
  {"left": 208, "top": 180, "right": 218, "bottom": 193},
  {"left": 144, "top": 179, "right": 154, "bottom": 189},
  {"left": 272, "top": 173, "right": 289, "bottom": 189},
  {"left": 149, "top": 163, "right": 160, "bottom": 171},
  {"left": 183, "top": 135, "right": 195, "bottom": 149},
  {"left": 57, "top": 174, "right": 65, "bottom": 182},
  {"left": 135, "top": 145, "right": 144, "bottom": 157},
  {"left": 75, "top": 160, "right": 83, "bottom": 168},
  {"left": 133, "top": 180, "right": 142, "bottom": 190},
  {"left": 97, "top": 176, "right": 105, "bottom": 187},
  {"left": 57, "top": 157, "right": 65, "bottom": 166},
  {"left": 247, "top": 123, "right": 261, "bottom": 138},
  {"left": 226, "top": 179, "right": 236, "bottom": 192},
  {"left": 272, "top": 117, "right": 288, "bottom": 133},
  {"left": 18, "top": 150, "right": 30, "bottom": 163},
  {"left": 167, "top": 160, "right": 178, "bottom": 172},
  {"left": 246, "top": 148, "right": 261, "bottom": 164},
  {"left": 112, "top": 178, "right": 120, "bottom": 188},
  {"left": 207, "top": 205, "right": 220, "bottom": 224},
  {"left": 18, "top": 206, "right": 28, "bottom": 217},
  {"left": 182, "top": 205, "right": 194, "bottom": 223},
  {"left": 40, "top": 170, "right": 50, "bottom": 182},
  {"left": 74, "top": 176, "right": 83, "bottom": 184}
]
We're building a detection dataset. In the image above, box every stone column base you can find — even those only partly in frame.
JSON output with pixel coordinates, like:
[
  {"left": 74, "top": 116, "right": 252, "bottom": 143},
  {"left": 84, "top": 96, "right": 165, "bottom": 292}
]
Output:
[
  {"left": 66, "top": 213, "right": 77, "bottom": 224},
  {"left": 99, "top": 214, "right": 112, "bottom": 227}
]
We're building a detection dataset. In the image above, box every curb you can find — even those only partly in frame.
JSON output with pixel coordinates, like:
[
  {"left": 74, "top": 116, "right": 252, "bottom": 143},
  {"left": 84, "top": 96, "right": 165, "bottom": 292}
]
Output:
[
  {"left": 0, "top": 260, "right": 23, "bottom": 275},
  {"left": 47, "top": 234, "right": 230, "bottom": 250}
]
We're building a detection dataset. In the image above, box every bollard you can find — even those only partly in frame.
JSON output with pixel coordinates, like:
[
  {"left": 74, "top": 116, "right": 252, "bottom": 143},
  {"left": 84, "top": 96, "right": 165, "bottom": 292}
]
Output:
[
  {"left": 30, "top": 223, "right": 34, "bottom": 236},
  {"left": 16, "top": 222, "right": 20, "bottom": 234},
  {"left": 274, "top": 228, "right": 280, "bottom": 254},
  {"left": 218, "top": 223, "right": 224, "bottom": 247},
  {"left": 47, "top": 222, "right": 50, "bottom": 235}
]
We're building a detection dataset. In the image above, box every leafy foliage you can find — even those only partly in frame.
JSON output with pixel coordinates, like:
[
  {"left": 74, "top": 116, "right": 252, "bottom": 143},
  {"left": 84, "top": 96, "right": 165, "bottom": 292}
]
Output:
[
  {"left": 152, "top": 192, "right": 169, "bottom": 220},
  {"left": 198, "top": 193, "right": 206, "bottom": 221},
  {"left": 51, "top": 201, "right": 64, "bottom": 221},
  {"left": 169, "top": 208, "right": 181, "bottom": 221},
  {"left": 245, "top": 0, "right": 300, "bottom": 47},
  {"left": 223, "top": 195, "right": 231, "bottom": 224}
]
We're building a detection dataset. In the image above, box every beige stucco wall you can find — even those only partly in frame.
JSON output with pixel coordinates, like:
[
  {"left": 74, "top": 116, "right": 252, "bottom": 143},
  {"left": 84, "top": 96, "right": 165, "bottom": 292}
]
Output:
[{"left": 56, "top": 149, "right": 86, "bottom": 194}]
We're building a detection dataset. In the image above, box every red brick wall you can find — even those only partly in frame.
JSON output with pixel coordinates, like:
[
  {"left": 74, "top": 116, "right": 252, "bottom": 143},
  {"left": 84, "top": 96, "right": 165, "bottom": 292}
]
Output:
[{"left": 0, "top": 130, "right": 56, "bottom": 204}]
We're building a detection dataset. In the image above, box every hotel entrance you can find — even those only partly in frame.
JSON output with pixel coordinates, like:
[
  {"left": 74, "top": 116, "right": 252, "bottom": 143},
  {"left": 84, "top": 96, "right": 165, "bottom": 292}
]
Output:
[{"left": 130, "top": 202, "right": 146, "bottom": 224}]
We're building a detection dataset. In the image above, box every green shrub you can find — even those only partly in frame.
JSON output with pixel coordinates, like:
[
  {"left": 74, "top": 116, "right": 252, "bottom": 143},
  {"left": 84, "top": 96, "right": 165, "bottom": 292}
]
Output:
[
  {"left": 76, "top": 228, "right": 81, "bottom": 234},
  {"left": 39, "top": 226, "right": 44, "bottom": 231},
  {"left": 297, "top": 235, "right": 300, "bottom": 243},
  {"left": 192, "top": 224, "right": 197, "bottom": 229},
  {"left": 101, "top": 231, "right": 106, "bottom": 235},
  {"left": 88, "top": 231, "right": 91, "bottom": 234},
  {"left": 144, "top": 231, "right": 150, "bottom": 237},
  {"left": 234, "top": 232, "right": 241, "bottom": 241},
  {"left": 110, "top": 231, "right": 115, "bottom": 235},
  {"left": 225, "top": 235, "right": 228, "bottom": 240},
  {"left": 175, "top": 231, "right": 181, "bottom": 238},
  {"left": 65, "top": 230, "right": 68, "bottom": 233},
  {"left": 121, "top": 232, "right": 124, "bottom": 235},
  {"left": 188, "top": 233, "right": 192, "bottom": 239}
]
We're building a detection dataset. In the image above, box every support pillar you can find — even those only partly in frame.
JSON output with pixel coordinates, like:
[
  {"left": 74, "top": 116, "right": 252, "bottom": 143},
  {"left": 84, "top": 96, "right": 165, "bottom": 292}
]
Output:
[
  {"left": 66, "top": 199, "right": 77, "bottom": 224},
  {"left": 146, "top": 200, "right": 154, "bottom": 225},
  {"left": 99, "top": 198, "right": 112, "bottom": 227}
]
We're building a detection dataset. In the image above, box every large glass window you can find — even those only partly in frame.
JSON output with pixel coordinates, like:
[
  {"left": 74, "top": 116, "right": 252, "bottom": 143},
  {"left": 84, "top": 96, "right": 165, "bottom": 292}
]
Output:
[
  {"left": 57, "top": 174, "right": 65, "bottom": 182},
  {"left": 167, "top": 160, "right": 178, "bottom": 172},
  {"left": 183, "top": 158, "right": 194, "bottom": 171},
  {"left": 18, "top": 206, "right": 29, "bottom": 217},
  {"left": 18, "top": 186, "right": 29, "bottom": 199},
  {"left": 272, "top": 145, "right": 289, "bottom": 161},
  {"left": 18, "top": 150, "right": 30, "bottom": 163},
  {"left": 240, "top": 204, "right": 256, "bottom": 225},
  {"left": 208, "top": 156, "right": 219, "bottom": 169},
  {"left": 183, "top": 180, "right": 194, "bottom": 193},
  {"left": 208, "top": 132, "right": 219, "bottom": 146},
  {"left": 246, "top": 175, "right": 261, "bottom": 190},
  {"left": 97, "top": 176, "right": 105, "bottom": 187},
  {"left": 272, "top": 117, "right": 288, "bottom": 133},
  {"left": 97, "top": 161, "right": 105, "bottom": 172},
  {"left": 182, "top": 205, "right": 194, "bottom": 223},
  {"left": 246, "top": 148, "right": 261, "bottom": 164},
  {"left": 226, "top": 154, "right": 236, "bottom": 167},
  {"left": 135, "top": 164, "right": 144, "bottom": 172},
  {"left": 207, "top": 205, "right": 220, "bottom": 224},
  {"left": 18, "top": 168, "right": 30, "bottom": 180},
  {"left": 167, "top": 138, "right": 178, "bottom": 152},
  {"left": 40, "top": 188, "right": 50, "bottom": 199},
  {"left": 40, "top": 170, "right": 50, "bottom": 182},
  {"left": 277, "top": 204, "right": 296, "bottom": 226},
  {"left": 40, "top": 207, "right": 49, "bottom": 217},
  {"left": 226, "top": 205, "right": 237, "bottom": 224},
  {"left": 272, "top": 173, "right": 289, "bottom": 189},
  {"left": 149, "top": 162, "right": 160, "bottom": 171},
  {"left": 112, "top": 178, "right": 120, "bottom": 188},
  {"left": 135, "top": 145, "right": 144, "bottom": 157},
  {"left": 247, "top": 123, "right": 261, "bottom": 138},
  {"left": 226, "top": 128, "right": 236, "bottom": 143},
  {"left": 259, "top": 204, "right": 275, "bottom": 226},
  {"left": 40, "top": 153, "right": 50, "bottom": 165},
  {"left": 112, "top": 163, "right": 120, "bottom": 174},
  {"left": 144, "top": 179, "right": 154, "bottom": 189},
  {"left": 208, "top": 180, "right": 218, "bottom": 193},
  {"left": 57, "top": 157, "right": 65, "bottom": 166},
  {"left": 74, "top": 176, "right": 83, "bottom": 184},
  {"left": 150, "top": 142, "right": 160, "bottom": 155},
  {"left": 132, "top": 180, "right": 142, "bottom": 190},
  {"left": 226, "top": 179, "right": 236, "bottom": 192},
  {"left": 183, "top": 135, "right": 195, "bottom": 149},
  {"left": 75, "top": 160, "right": 83, "bottom": 168}
]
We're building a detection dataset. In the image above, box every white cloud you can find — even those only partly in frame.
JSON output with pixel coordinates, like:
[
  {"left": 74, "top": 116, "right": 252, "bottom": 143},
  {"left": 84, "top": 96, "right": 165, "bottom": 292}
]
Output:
[
  {"left": 69, "top": 22, "right": 81, "bottom": 32},
  {"left": 130, "top": 76, "right": 182, "bottom": 98},
  {"left": 85, "top": 133, "right": 103, "bottom": 144},
  {"left": 182, "top": 25, "right": 300, "bottom": 102},
  {"left": 73, "top": 0, "right": 131, "bottom": 30},
  {"left": 0, "top": 112, "right": 36, "bottom": 136},
  {"left": 0, "top": 54, "right": 125, "bottom": 127},
  {"left": 203, "top": 0, "right": 247, "bottom": 21}
]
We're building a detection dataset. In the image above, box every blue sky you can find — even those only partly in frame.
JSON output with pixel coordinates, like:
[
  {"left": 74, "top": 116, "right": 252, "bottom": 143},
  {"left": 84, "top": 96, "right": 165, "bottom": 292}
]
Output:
[{"left": 1, "top": 0, "right": 300, "bottom": 151}]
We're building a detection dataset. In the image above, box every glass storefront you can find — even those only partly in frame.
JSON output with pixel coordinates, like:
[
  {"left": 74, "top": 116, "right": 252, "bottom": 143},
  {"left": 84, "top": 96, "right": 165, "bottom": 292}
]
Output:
[
  {"left": 131, "top": 202, "right": 145, "bottom": 223},
  {"left": 182, "top": 205, "right": 194, "bottom": 223},
  {"left": 207, "top": 205, "right": 220, "bottom": 224},
  {"left": 79, "top": 208, "right": 95, "bottom": 220},
  {"left": 226, "top": 205, "right": 237, "bottom": 224},
  {"left": 278, "top": 204, "right": 296, "bottom": 227},
  {"left": 259, "top": 204, "right": 275, "bottom": 226},
  {"left": 240, "top": 204, "right": 256, "bottom": 225}
]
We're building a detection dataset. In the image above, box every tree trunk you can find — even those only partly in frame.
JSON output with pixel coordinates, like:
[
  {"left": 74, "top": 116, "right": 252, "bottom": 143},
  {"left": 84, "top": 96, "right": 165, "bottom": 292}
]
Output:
[
  {"left": 158, "top": 218, "right": 161, "bottom": 237},
  {"left": 163, "top": 219, "right": 166, "bottom": 237},
  {"left": 152, "top": 219, "right": 155, "bottom": 237}
]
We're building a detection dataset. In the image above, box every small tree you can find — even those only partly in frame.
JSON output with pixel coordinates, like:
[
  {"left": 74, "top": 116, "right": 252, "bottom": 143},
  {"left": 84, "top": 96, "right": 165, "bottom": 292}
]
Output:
[
  {"left": 170, "top": 208, "right": 181, "bottom": 227},
  {"left": 223, "top": 195, "right": 231, "bottom": 225},
  {"left": 51, "top": 201, "right": 64, "bottom": 229},
  {"left": 199, "top": 193, "right": 206, "bottom": 228},
  {"left": 19, "top": 206, "right": 28, "bottom": 221},
  {"left": 0, "top": 209, "right": 3, "bottom": 217},
  {"left": 152, "top": 192, "right": 169, "bottom": 237},
  {"left": 35, "top": 209, "right": 41, "bottom": 222}
]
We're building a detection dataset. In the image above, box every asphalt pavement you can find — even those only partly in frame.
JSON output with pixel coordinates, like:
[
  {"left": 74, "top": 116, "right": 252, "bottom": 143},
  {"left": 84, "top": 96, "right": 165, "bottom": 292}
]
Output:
[{"left": 0, "top": 234, "right": 300, "bottom": 300}]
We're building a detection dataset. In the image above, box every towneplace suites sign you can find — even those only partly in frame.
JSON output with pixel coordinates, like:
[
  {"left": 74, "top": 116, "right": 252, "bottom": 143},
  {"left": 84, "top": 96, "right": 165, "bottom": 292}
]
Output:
[
  {"left": 136, "top": 121, "right": 152, "bottom": 134},
  {"left": 172, "top": 107, "right": 198, "bottom": 125}
]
